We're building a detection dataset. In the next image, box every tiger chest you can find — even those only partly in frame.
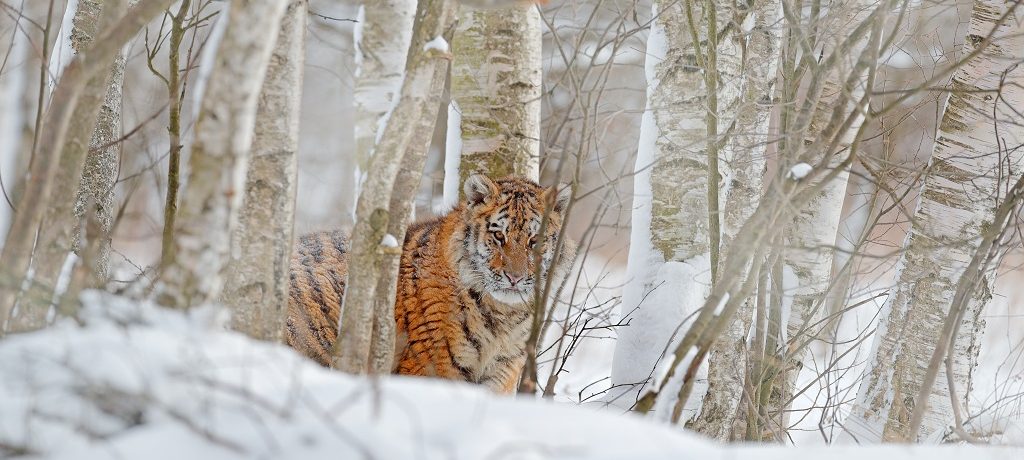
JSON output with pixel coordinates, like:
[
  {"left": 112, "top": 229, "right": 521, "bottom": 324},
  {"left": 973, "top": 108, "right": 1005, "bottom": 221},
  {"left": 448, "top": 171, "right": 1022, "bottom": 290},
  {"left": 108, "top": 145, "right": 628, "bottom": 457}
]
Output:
[{"left": 453, "top": 298, "right": 531, "bottom": 382}]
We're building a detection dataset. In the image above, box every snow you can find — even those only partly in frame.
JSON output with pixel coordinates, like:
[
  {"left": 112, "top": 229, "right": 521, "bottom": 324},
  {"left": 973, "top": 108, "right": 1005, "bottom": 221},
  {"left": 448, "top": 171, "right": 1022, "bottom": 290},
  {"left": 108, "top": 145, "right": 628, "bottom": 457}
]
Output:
[
  {"left": 0, "top": 291, "right": 727, "bottom": 459},
  {"left": 381, "top": 233, "right": 399, "bottom": 248},
  {"left": 788, "top": 162, "right": 813, "bottom": 180},
  {"left": 47, "top": 0, "right": 78, "bottom": 90},
  {"left": 441, "top": 101, "right": 462, "bottom": 211},
  {"left": 422, "top": 36, "right": 449, "bottom": 54}
]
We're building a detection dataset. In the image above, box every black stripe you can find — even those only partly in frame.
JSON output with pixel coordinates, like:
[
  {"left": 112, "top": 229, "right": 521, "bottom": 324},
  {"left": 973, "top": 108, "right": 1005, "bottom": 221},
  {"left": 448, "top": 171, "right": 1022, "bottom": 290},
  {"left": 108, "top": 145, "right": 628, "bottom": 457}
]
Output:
[
  {"left": 445, "top": 341, "right": 475, "bottom": 381},
  {"left": 460, "top": 305, "right": 483, "bottom": 353},
  {"left": 306, "top": 233, "right": 326, "bottom": 263},
  {"left": 305, "top": 264, "right": 328, "bottom": 315}
]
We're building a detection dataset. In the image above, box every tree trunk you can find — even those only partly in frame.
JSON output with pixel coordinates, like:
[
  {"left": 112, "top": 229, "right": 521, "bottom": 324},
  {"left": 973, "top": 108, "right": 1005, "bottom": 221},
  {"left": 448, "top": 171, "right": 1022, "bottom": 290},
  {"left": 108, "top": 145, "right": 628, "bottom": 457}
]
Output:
[
  {"left": 156, "top": 0, "right": 289, "bottom": 310},
  {"left": 608, "top": 0, "right": 740, "bottom": 422},
  {"left": 844, "top": 0, "right": 1024, "bottom": 442},
  {"left": 449, "top": 3, "right": 541, "bottom": 191},
  {"left": 689, "top": 0, "right": 779, "bottom": 440},
  {"left": 10, "top": 0, "right": 127, "bottom": 332},
  {"left": 222, "top": 0, "right": 305, "bottom": 341},
  {"left": 353, "top": 0, "right": 416, "bottom": 198},
  {"left": 0, "top": 0, "right": 177, "bottom": 333},
  {"left": 334, "top": 0, "right": 458, "bottom": 373}
]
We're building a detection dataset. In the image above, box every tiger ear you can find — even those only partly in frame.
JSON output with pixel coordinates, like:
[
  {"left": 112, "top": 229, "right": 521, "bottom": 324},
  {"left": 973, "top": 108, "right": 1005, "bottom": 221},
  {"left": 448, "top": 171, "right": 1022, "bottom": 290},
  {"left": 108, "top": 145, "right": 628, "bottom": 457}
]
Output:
[
  {"left": 546, "top": 183, "right": 571, "bottom": 214},
  {"left": 464, "top": 174, "right": 498, "bottom": 205}
]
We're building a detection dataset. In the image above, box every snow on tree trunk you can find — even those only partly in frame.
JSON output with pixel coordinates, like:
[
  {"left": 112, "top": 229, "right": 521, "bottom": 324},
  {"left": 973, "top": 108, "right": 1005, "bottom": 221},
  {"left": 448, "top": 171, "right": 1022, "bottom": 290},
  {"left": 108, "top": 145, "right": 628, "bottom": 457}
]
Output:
[
  {"left": 0, "top": 0, "right": 177, "bottom": 333},
  {"left": 844, "top": 0, "right": 1024, "bottom": 443},
  {"left": 156, "top": 0, "right": 289, "bottom": 310},
  {"left": 608, "top": 0, "right": 741, "bottom": 421},
  {"left": 334, "top": 0, "right": 458, "bottom": 373},
  {"left": 689, "top": 0, "right": 779, "bottom": 440},
  {"left": 9, "top": 0, "right": 127, "bottom": 332},
  {"left": 221, "top": 0, "right": 305, "bottom": 342},
  {"left": 449, "top": 3, "right": 541, "bottom": 192},
  {"left": 352, "top": 0, "right": 415, "bottom": 199}
]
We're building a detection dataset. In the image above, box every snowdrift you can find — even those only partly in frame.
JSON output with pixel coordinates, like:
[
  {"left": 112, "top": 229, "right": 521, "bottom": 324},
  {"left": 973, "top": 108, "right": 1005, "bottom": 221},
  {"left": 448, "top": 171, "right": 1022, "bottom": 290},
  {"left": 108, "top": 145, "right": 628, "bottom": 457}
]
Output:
[{"left": 0, "top": 292, "right": 1017, "bottom": 459}]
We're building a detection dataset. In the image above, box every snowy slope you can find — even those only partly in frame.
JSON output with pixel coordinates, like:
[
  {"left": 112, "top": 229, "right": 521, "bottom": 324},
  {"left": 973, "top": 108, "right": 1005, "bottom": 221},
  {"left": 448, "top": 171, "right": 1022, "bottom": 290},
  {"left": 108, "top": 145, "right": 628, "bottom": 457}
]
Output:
[{"left": 0, "top": 292, "right": 1019, "bottom": 459}]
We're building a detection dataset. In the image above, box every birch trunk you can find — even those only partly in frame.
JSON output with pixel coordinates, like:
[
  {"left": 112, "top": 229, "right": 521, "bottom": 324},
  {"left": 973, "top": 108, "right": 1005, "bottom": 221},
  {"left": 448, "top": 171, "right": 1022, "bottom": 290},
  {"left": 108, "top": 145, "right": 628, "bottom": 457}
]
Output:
[
  {"left": 334, "top": 0, "right": 458, "bottom": 373},
  {"left": 689, "top": 0, "right": 779, "bottom": 439},
  {"left": 353, "top": 0, "right": 415, "bottom": 198},
  {"left": 222, "top": 0, "right": 305, "bottom": 341},
  {"left": 0, "top": 10, "right": 26, "bottom": 244},
  {"left": 765, "top": 0, "right": 887, "bottom": 437},
  {"left": 156, "top": 0, "right": 288, "bottom": 310},
  {"left": 608, "top": 0, "right": 741, "bottom": 421},
  {"left": 845, "top": 0, "right": 1024, "bottom": 442},
  {"left": 450, "top": 3, "right": 541, "bottom": 190},
  {"left": 0, "top": 0, "right": 176, "bottom": 332},
  {"left": 10, "top": 0, "right": 127, "bottom": 332}
]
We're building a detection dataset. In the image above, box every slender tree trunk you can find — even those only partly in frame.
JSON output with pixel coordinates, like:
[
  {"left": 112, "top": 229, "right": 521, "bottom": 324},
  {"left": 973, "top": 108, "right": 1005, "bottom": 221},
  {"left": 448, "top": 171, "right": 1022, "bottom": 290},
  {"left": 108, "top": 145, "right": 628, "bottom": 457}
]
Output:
[
  {"left": 159, "top": 0, "right": 191, "bottom": 268},
  {"left": 156, "top": 0, "right": 289, "bottom": 310},
  {"left": 690, "top": 0, "right": 778, "bottom": 440},
  {"left": 222, "top": 0, "right": 305, "bottom": 341},
  {"left": 353, "top": 0, "right": 415, "bottom": 198},
  {"left": 450, "top": 3, "right": 541, "bottom": 190},
  {"left": 844, "top": 0, "right": 1024, "bottom": 442},
  {"left": 608, "top": 0, "right": 740, "bottom": 423},
  {"left": 0, "top": 0, "right": 176, "bottom": 332},
  {"left": 334, "top": 0, "right": 458, "bottom": 373},
  {"left": 352, "top": 0, "right": 416, "bottom": 370},
  {"left": 10, "top": 0, "right": 127, "bottom": 332}
]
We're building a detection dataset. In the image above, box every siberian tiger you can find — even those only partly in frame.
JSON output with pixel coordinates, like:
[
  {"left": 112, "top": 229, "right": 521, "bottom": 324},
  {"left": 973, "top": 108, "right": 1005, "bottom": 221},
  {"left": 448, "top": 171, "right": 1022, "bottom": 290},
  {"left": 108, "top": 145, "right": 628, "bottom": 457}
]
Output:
[{"left": 286, "top": 175, "right": 573, "bottom": 393}]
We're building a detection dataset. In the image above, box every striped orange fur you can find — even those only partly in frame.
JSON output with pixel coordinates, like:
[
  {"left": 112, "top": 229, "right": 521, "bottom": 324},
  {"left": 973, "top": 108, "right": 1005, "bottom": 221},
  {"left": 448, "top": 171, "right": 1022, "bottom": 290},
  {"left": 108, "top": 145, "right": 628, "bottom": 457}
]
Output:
[{"left": 286, "top": 175, "right": 573, "bottom": 393}]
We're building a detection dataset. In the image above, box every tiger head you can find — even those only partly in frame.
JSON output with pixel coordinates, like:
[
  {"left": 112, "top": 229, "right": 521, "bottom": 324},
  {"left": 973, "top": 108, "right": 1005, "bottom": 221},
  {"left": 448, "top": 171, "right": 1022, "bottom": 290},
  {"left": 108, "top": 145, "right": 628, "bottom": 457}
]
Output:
[{"left": 457, "top": 175, "right": 574, "bottom": 306}]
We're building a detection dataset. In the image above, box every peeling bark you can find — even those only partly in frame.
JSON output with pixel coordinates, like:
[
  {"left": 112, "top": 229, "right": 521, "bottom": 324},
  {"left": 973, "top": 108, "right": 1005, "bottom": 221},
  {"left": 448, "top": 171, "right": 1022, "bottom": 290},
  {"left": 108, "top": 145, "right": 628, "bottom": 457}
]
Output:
[
  {"left": 451, "top": 3, "right": 541, "bottom": 189},
  {"left": 845, "top": 0, "right": 1024, "bottom": 442},
  {"left": 222, "top": 0, "right": 305, "bottom": 341}
]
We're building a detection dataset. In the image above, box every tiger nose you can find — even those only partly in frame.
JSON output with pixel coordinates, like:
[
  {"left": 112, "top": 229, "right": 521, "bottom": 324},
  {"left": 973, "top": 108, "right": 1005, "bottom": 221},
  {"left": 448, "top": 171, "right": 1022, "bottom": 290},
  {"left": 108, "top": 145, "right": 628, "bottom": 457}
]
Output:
[{"left": 504, "top": 272, "right": 525, "bottom": 286}]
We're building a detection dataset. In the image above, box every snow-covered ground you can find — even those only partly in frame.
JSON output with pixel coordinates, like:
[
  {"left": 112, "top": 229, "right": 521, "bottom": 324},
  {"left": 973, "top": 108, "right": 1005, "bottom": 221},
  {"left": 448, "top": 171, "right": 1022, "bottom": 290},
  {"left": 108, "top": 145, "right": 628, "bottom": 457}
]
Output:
[{"left": 2, "top": 291, "right": 1021, "bottom": 459}]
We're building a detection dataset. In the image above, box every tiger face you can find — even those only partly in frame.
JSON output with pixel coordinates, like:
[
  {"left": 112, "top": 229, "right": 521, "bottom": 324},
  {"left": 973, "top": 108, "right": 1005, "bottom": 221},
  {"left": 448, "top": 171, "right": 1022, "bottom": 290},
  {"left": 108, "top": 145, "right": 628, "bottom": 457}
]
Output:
[{"left": 458, "top": 175, "right": 572, "bottom": 306}]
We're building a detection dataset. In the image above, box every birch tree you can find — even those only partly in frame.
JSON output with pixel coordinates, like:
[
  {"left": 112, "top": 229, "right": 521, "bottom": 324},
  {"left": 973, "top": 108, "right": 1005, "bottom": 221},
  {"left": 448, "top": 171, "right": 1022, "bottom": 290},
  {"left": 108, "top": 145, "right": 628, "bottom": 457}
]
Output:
[
  {"left": 608, "top": 0, "right": 741, "bottom": 422},
  {"left": 844, "top": 0, "right": 1024, "bottom": 442},
  {"left": 448, "top": 2, "right": 541, "bottom": 198},
  {"left": 10, "top": 0, "right": 128, "bottom": 332},
  {"left": 156, "top": 0, "right": 288, "bottom": 310},
  {"left": 221, "top": 0, "right": 305, "bottom": 341},
  {"left": 353, "top": 0, "right": 415, "bottom": 200},
  {"left": 689, "top": 0, "right": 778, "bottom": 439},
  {"left": 334, "top": 0, "right": 458, "bottom": 373},
  {"left": 0, "top": 0, "right": 177, "bottom": 332}
]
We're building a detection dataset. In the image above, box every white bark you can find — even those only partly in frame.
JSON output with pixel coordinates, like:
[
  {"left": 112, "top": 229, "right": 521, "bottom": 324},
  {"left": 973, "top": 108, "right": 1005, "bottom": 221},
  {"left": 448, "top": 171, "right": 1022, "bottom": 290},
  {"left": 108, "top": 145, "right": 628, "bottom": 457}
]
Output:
[
  {"left": 222, "top": 0, "right": 305, "bottom": 341},
  {"left": 352, "top": 0, "right": 415, "bottom": 200},
  {"left": 156, "top": 0, "right": 289, "bottom": 310},
  {"left": 10, "top": 0, "right": 127, "bottom": 332},
  {"left": 335, "top": 0, "right": 458, "bottom": 373},
  {"left": 844, "top": 0, "right": 1024, "bottom": 442},
  {"left": 450, "top": 3, "right": 541, "bottom": 188},
  {"left": 0, "top": 11, "right": 26, "bottom": 245},
  {"left": 690, "top": 0, "right": 779, "bottom": 440},
  {"left": 608, "top": 0, "right": 741, "bottom": 421}
]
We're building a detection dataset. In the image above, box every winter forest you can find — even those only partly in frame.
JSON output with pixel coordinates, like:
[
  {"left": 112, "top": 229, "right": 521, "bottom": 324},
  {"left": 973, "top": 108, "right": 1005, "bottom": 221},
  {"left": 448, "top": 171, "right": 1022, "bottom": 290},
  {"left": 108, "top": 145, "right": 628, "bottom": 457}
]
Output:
[{"left": 1, "top": 0, "right": 1023, "bottom": 457}]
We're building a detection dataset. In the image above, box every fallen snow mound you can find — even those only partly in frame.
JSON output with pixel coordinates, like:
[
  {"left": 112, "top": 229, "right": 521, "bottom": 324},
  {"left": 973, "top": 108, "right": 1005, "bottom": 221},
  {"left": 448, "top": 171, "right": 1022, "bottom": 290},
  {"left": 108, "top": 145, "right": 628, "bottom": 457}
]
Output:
[
  {"left": 1, "top": 292, "right": 1019, "bottom": 459},
  {"left": 0, "top": 291, "right": 718, "bottom": 459}
]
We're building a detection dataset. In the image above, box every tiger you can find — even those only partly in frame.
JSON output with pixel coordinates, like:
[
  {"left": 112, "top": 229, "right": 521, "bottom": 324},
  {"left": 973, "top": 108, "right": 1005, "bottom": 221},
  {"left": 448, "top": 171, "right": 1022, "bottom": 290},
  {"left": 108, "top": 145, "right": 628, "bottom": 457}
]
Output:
[{"left": 286, "top": 175, "right": 574, "bottom": 393}]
